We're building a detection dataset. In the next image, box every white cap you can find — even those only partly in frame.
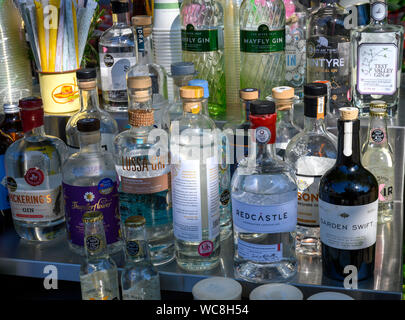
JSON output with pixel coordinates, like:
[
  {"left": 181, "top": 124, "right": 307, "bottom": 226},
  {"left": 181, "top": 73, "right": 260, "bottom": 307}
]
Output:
[
  {"left": 307, "top": 291, "right": 354, "bottom": 300},
  {"left": 192, "top": 277, "right": 242, "bottom": 300},
  {"left": 3, "top": 103, "right": 19, "bottom": 114},
  {"left": 249, "top": 284, "right": 304, "bottom": 300}
]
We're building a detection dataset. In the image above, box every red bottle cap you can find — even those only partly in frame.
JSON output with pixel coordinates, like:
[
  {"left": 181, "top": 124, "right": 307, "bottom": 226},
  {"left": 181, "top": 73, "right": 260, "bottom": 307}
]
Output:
[{"left": 19, "top": 97, "right": 44, "bottom": 133}]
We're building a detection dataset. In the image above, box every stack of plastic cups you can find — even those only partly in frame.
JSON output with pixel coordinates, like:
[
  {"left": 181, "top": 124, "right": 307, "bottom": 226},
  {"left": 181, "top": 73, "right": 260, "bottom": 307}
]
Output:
[{"left": 152, "top": 0, "right": 182, "bottom": 101}]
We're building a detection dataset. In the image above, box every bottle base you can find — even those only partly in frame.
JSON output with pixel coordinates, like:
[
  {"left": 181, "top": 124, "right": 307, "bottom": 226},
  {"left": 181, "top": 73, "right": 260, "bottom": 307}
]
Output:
[
  {"left": 14, "top": 219, "right": 66, "bottom": 241},
  {"left": 150, "top": 242, "right": 175, "bottom": 266},
  {"left": 296, "top": 226, "right": 321, "bottom": 256}
]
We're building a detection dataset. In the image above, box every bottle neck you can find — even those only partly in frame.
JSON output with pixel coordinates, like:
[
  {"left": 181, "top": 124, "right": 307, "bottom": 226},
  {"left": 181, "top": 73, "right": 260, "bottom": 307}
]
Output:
[
  {"left": 278, "top": 108, "right": 294, "bottom": 125},
  {"left": 79, "top": 131, "right": 102, "bottom": 153},
  {"left": 79, "top": 86, "right": 101, "bottom": 113},
  {"left": 182, "top": 100, "right": 203, "bottom": 116},
  {"left": 112, "top": 11, "right": 130, "bottom": 25},
  {"left": 370, "top": 0, "right": 388, "bottom": 25},
  {"left": 336, "top": 119, "right": 361, "bottom": 165},
  {"left": 366, "top": 114, "right": 389, "bottom": 147},
  {"left": 84, "top": 220, "right": 108, "bottom": 259},
  {"left": 303, "top": 116, "right": 327, "bottom": 133},
  {"left": 135, "top": 29, "right": 153, "bottom": 65},
  {"left": 4, "top": 112, "right": 20, "bottom": 122},
  {"left": 124, "top": 225, "right": 151, "bottom": 263},
  {"left": 25, "top": 125, "right": 46, "bottom": 138}
]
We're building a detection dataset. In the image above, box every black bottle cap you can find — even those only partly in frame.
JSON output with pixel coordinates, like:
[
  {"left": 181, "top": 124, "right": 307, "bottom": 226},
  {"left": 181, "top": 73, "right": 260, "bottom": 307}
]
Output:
[
  {"left": 77, "top": 118, "right": 100, "bottom": 132},
  {"left": 304, "top": 83, "right": 327, "bottom": 96},
  {"left": 304, "top": 83, "right": 327, "bottom": 118},
  {"left": 76, "top": 68, "right": 97, "bottom": 80},
  {"left": 250, "top": 100, "right": 276, "bottom": 115},
  {"left": 111, "top": 1, "right": 129, "bottom": 14}
]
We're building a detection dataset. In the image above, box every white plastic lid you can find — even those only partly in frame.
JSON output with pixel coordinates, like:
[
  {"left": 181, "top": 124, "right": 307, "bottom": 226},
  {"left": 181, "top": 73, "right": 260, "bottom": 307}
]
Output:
[
  {"left": 192, "top": 277, "right": 242, "bottom": 300},
  {"left": 307, "top": 292, "right": 355, "bottom": 300},
  {"left": 249, "top": 284, "right": 304, "bottom": 300}
]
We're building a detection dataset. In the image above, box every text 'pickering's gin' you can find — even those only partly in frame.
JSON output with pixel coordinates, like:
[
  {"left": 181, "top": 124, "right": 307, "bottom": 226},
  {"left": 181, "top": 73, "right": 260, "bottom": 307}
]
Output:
[
  {"left": 351, "top": 0, "right": 404, "bottom": 116},
  {"left": 231, "top": 100, "right": 298, "bottom": 283}
]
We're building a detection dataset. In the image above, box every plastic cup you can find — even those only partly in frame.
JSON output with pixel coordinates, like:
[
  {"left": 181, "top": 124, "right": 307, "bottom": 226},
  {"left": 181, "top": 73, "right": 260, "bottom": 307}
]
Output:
[
  {"left": 153, "top": 0, "right": 181, "bottom": 30},
  {"left": 249, "top": 284, "right": 304, "bottom": 300},
  {"left": 307, "top": 292, "right": 354, "bottom": 300},
  {"left": 192, "top": 277, "right": 243, "bottom": 300}
]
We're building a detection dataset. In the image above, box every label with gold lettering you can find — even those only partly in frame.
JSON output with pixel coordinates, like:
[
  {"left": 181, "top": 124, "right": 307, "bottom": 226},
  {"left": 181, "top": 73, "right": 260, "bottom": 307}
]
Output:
[{"left": 62, "top": 180, "right": 120, "bottom": 247}]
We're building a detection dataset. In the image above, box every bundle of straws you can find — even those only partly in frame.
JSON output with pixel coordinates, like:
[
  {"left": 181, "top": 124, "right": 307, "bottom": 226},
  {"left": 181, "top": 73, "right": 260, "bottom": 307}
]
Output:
[{"left": 16, "top": 0, "right": 98, "bottom": 73}]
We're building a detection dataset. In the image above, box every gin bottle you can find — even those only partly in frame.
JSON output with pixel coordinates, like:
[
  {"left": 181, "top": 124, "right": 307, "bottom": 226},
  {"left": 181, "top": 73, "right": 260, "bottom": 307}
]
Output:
[
  {"left": 231, "top": 100, "right": 298, "bottom": 283},
  {"left": 63, "top": 118, "right": 121, "bottom": 255},
  {"left": 361, "top": 101, "right": 394, "bottom": 223},
  {"left": 5, "top": 97, "right": 67, "bottom": 241},
  {"left": 285, "top": 83, "right": 337, "bottom": 255},
  {"left": 351, "top": 0, "right": 404, "bottom": 117},
  {"left": 240, "top": 0, "right": 286, "bottom": 99},
  {"left": 66, "top": 69, "right": 119, "bottom": 155},
  {"left": 170, "top": 86, "right": 220, "bottom": 271},
  {"left": 121, "top": 216, "right": 161, "bottom": 300},
  {"left": 80, "top": 211, "right": 120, "bottom": 300},
  {"left": 99, "top": 0, "right": 136, "bottom": 112},
  {"left": 180, "top": 0, "right": 226, "bottom": 120},
  {"left": 306, "top": 0, "right": 350, "bottom": 115},
  {"left": 114, "top": 76, "right": 174, "bottom": 266}
]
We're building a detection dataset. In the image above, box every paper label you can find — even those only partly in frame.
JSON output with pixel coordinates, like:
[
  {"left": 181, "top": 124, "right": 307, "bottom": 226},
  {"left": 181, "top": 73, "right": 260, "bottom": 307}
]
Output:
[
  {"left": 240, "top": 25, "right": 285, "bottom": 53},
  {"left": 297, "top": 175, "right": 321, "bottom": 226},
  {"left": 319, "top": 199, "right": 378, "bottom": 250},
  {"left": 237, "top": 238, "right": 283, "bottom": 263},
  {"left": 99, "top": 52, "right": 136, "bottom": 91},
  {"left": 181, "top": 24, "right": 220, "bottom": 52}
]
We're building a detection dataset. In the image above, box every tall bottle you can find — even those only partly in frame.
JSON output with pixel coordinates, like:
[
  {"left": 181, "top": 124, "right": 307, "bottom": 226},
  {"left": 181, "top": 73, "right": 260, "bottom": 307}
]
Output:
[
  {"left": 319, "top": 107, "right": 378, "bottom": 281},
  {"left": 306, "top": 0, "right": 350, "bottom": 115},
  {"left": 80, "top": 211, "right": 120, "bottom": 300},
  {"left": 5, "top": 97, "right": 67, "bottom": 241},
  {"left": 170, "top": 86, "right": 220, "bottom": 271},
  {"left": 240, "top": 0, "right": 286, "bottom": 99},
  {"left": 114, "top": 76, "right": 174, "bottom": 266},
  {"left": 63, "top": 118, "right": 122, "bottom": 255},
  {"left": 180, "top": 0, "right": 226, "bottom": 120},
  {"left": 361, "top": 101, "right": 394, "bottom": 223},
  {"left": 285, "top": 83, "right": 337, "bottom": 255},
  {"left": 121, "top": 216, "right": 161, "bottom": 300},
  {"left": 66, "top": 69, "right": 119, "bottom": 155},
  {"left": 99, "top": 0, "right": 136, "bottom": 112},
  {"left": 231, "top": 100, "right": 298, "bottom": 283},
  {"left": 351, "top": 0, "right": 404, "bottom": 117}
]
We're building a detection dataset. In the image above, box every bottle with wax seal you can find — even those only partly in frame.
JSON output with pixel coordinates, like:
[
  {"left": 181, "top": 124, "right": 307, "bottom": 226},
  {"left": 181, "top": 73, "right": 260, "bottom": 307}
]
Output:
[
  {"left": 170, "top": 86, "right": 220, "bottom": 271},
  {"left": 62, "top": 118, "right": 121, "bottom": 256},
  {"left": 5, "top": 97, "right": 67, "bottom": 241},
  {"left": 231, "top": 100, "right": 298, "bottom": 283},
  {"left": 114, "top": 75, "right": 173, "bottom": 266}
]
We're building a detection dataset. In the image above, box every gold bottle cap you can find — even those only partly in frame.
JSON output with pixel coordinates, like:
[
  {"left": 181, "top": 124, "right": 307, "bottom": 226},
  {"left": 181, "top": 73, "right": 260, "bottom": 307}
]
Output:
[
  {"left": 82, "top": 211, "right": 104, "bottom": 223},
  {"left": 132, "top": 15, "right": 152, "bottom": 26},
  {"left": 125, "top": 215, "right": 146, "bottom": 227},
  {"left": 370, "top": 100, "right": 387, "bottom": 116},
  {"left": 272, "top": 86, "right": 294, "bottom": 100},
  {"left": 127, "top": 76, "right": 152, "bottom": 89},
  {"left": 339, "top": 107, "right": 359, "bottom": 120},
  {"left": 240, "top": 88, "right": 259, "bottom": 101},
  {"left": 128, "top": 109, "right": 154, "bottom": 127},
  {"left": 180, "top": 86, "right": 204, "bottom": 99}
]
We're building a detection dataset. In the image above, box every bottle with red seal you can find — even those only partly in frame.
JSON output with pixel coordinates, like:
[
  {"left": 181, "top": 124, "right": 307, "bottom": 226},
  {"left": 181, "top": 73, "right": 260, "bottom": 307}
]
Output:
[
  {"left": 4, "top": 97, "right": 68, "bottom": 241},
  {"left": 230, "top": 100, "right": 298, "bottom": 283}
]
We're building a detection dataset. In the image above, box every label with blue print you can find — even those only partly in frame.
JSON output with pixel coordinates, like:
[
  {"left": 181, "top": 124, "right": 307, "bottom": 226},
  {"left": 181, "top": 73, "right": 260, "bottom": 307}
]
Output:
[{"left": 0, "top": 155, "right": 10, "bottom": 210}]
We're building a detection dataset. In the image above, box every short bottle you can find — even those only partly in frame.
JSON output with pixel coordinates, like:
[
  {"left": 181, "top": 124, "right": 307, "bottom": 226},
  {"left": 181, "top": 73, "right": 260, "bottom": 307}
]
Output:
[
  {"left": 268, "top": 86, "right": 301, "bottom": 160},
  {"left": 121, "top": 216, "right": 161, "bottom": 300},
  {"left": 62, "top": 118, "right": 122, "bottom": 255},
  {"left": 361, "top": 101, "right": 394, "bottom": 223},
  {"left": 80, "top": 211, "right": 120, "bottom": 300},
  {"left": 285, "top": 83, "right": 337, "bottom": 256},
  {"left": 0, "top": 103, "right": 24, "bottom": 141},
  {"left": 319, "top": 107, "right": 379, "bottom": 281},
  {"left": 66, "top": 68, "right": 119, "bottom": 155},
  {"left": 170, "top": 86, "right": 221, "bottom": 271},
  {"left": 231, "top": 100, "right": 298, "bottom": 283},
  {"left": 114, "top": 76, "right": 174, "bottom": 266},
  {"left": 5, "top": 97, "right": 67, "bottom": 241}
]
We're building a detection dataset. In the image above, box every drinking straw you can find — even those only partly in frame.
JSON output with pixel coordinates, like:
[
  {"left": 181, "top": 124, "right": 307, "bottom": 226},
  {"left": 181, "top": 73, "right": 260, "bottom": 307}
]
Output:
[
  {"left": 71, "top": 0, "right": 79, "bottom": 69},
  {"left": 55, "top": 0, "right": 64, "bottom": 71},
  {"left": 34, "top": 0, "right": 47, "bottom": 71},
  {"left": 48, "top": 0, "right": 60, "bottom": 72}
]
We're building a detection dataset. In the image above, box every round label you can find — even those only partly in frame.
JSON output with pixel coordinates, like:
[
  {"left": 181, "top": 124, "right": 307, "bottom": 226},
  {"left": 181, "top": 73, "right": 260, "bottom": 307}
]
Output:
[
  {"left": 255, "top": 127, "right": 271, "bottom": 144},
  {"left": 220, "top": 189, "right": 230, "bottom": 206},
  {"left": 85, "top": 235, "right": 102, "bottom": 252},
  {"left": 24, "top": 168, "right": 44, "bottom": 186},
  {"left": 126, "top": 240, "right": 141, "bottom": 257},
  {"left": 371, "top": 128, "right": 385, "bottom": 144},
  {"left": 198, "top": 240, "right": 214, "bottom": 257},
  {"left": 6, "top": 177, "right": 17, "bottom": 192},
  {"left": 98, "top": 178, "right": 115, "bottom": 195},
  {"left": 104, "top": 54, "right": 114, "bottom": 67},
  {"left": 371, "top": 2, "right": 387, "bottom": 21}
]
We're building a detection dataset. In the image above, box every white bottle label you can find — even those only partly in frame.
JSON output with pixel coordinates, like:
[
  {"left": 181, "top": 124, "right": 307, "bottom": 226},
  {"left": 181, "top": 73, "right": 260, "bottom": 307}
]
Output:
[
  {"left": 237, "top": 239, "right": 283, "bottom": 263},
  {"left": 171, "top": 157, "right": 219, "bottom": 242},
  {"left": 99, "top": 52, "right": 136, "bottom": 91},
  {"left": 319, "top": 199, "right": 378, "bottom": 250},
  {"left": 232, "top": 198, "right": 297, "bottom": 233},
  {"left": 357, "top": 43, "right": 398, "bottom": 95}
]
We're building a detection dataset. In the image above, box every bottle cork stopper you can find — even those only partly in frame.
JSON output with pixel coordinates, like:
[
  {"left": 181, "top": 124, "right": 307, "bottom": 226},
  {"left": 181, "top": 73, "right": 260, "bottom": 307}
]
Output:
[
  {"left": 78, "top": 80, "right": 97, "bottom": 90},
  {"left": 132, "top": 15, "right": 152, "bottom": 26},
  {"left": 128, "top": 109, "right": 154, "bottom": 127},
  {"left": 339, "top": 107, "right": 359, "bottom": 120},
  {"left": 240, "top": 88, "right": 259, "bottom": 101},
  {"left": 180, "top": 86, "right": 204, "bottom": 99},
  {"left": 127, "top": 76, "right": 152, "bottom": 89},
  {"left": 272, "top": 86, "right": 294, "bottom": 100}
]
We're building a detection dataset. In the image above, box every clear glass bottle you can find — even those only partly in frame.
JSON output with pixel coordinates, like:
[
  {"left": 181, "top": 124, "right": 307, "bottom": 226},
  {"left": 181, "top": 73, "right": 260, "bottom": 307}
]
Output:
[
  {"left": 5, "top": 97, "right": 67, "bottom": 241},
  {"left": 62, "top": 118, "right": 122, "bottom": 255},
  {"left": 285, "top": 0, "right": 307, "bottom": 99},
  {"left": 231, "top": 100, "right": 298, "bottom": 283},
  {"left": 121, "top": 215, "right": 161, "bottom": 300},
  {"left": 351, "top": 0, "right": 404, "bottom": 117},
  {"left": 80, "top": 211, "right": 120, "bottom": 300},
  {"left": 306, "top": 0, "right": 351, "bottom": 115},
  {"left": 170, "top": 86, "right": 220, "bottom": 271},
  {"left": 180, "top": 0, "right": 226, "bottom": 120},
  {"left": 240, "top": 0, "right": 286, "bottom": 99},
  {"left": 285, "top": 83, "right": 337, "bottom": 255},
  {"left": 66, "top": 69, "right": 119, "bottom": 155},
  {"left": 99, "top": 0, "right": 136, "bottom": 112},
  {"left": 114, "top": 76, "right": 174, "bottom": 266},
  {"left": 361, "top": 101, "right": 394, "bottom": 223},
  {"left": 267, "top": 86, "right": 301, "bottom": 160}
]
